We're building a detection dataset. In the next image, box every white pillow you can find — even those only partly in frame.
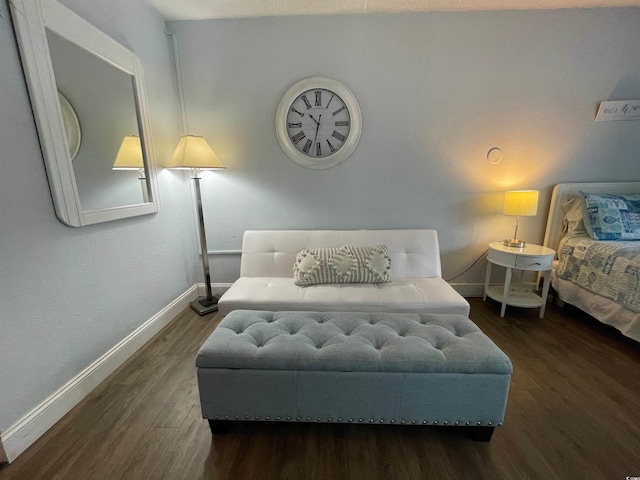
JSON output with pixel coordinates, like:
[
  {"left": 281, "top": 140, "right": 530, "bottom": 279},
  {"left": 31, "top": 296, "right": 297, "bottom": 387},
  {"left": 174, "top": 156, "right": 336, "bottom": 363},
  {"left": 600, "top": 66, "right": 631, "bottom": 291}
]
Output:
[
  {"left": 562, "top": 197, "right": 588, "bottom": 237},
  {"left": 293, "top": 245, "right": 392, "bottom": 286}
]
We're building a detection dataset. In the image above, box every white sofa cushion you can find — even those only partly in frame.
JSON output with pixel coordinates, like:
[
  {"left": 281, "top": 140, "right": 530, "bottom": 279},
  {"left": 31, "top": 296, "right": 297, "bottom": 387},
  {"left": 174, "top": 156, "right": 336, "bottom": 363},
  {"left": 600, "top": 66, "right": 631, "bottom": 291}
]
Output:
[
  {"left": 218, "top": 277, "right": 470, "bottom": 316},
  {"left": 240, "top": 229, "right": 442, "bottom": 278},
  {"left": 218, "top": 229, "right": 469, "bottom": 317}
]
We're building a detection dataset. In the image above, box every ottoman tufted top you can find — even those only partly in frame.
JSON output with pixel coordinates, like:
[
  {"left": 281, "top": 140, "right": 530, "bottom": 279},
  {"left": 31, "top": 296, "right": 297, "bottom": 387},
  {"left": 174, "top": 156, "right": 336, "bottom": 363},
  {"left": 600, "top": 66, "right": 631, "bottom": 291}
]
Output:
[{"left": 197, "top": 311, "right": 512, "bottom": 374}]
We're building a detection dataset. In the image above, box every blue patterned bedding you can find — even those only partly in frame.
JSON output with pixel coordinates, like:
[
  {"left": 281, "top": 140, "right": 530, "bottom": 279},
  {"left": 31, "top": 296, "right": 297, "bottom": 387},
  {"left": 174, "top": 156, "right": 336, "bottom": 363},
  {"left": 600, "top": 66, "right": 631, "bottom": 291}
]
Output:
[{"left": 556, "top": 236, "right": 640, "bottom": 313}]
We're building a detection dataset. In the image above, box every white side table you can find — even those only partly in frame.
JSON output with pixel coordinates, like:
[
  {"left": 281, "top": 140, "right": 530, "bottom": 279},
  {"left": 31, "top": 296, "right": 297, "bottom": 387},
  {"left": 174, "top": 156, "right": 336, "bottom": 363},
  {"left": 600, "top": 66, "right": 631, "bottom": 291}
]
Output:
[{"left": 483, "top": 242, "right": 556, "bottom": 318}]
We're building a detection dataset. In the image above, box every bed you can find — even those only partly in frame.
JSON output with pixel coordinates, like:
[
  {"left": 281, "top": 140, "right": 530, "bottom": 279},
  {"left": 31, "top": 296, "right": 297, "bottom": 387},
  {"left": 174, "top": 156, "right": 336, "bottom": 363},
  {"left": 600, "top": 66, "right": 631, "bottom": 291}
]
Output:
[{"left": 542, "top": 182, "right": 640, "bottom": 342}]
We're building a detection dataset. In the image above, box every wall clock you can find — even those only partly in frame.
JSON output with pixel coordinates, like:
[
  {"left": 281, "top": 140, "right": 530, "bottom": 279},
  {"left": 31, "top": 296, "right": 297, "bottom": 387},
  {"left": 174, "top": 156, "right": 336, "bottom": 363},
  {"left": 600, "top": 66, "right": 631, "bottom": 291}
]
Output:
[{"left": 275, "top": 77, "right": 362, "bottom": 169}]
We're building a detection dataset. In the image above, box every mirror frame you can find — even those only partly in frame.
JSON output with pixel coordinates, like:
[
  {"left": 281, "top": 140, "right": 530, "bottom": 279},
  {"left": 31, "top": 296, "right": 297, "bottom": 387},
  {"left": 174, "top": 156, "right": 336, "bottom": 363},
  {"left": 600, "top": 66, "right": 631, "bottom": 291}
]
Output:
[{"left": 10, "top": 0, "right": 160, "bottom": 227}]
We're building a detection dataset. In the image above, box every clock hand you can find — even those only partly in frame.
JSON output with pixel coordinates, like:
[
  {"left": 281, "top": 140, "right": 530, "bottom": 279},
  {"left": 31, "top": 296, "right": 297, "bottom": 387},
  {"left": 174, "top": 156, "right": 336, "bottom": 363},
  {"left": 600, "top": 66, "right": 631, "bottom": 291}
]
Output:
[
  {"left": 309, "top": 114, "right": 320, "bottom": 126},
  {"left": 313, "top": 114, "right": 322, "bottom": 142}
]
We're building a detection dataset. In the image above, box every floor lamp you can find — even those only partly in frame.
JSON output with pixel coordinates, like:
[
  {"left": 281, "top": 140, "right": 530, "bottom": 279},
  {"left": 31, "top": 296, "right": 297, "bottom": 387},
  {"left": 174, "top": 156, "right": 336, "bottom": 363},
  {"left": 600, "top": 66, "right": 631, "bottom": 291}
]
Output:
[{"left": 166, "top": 135, "right": 226, "bottom": 315}]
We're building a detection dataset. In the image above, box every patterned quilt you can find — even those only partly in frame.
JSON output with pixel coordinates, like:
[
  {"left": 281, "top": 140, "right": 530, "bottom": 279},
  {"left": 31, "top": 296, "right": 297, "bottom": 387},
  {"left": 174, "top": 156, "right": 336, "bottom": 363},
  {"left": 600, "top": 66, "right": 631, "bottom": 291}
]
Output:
[{"left": 556, "top": 237, "right": 640, "bottom": 313}]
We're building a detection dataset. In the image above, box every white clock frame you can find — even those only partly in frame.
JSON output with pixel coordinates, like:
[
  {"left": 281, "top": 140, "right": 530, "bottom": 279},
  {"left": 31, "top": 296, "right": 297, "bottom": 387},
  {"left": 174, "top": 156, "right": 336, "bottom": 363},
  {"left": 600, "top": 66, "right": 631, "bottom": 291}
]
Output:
[{"left": 275, "top": 77, "right": 362, "bottom": 170}]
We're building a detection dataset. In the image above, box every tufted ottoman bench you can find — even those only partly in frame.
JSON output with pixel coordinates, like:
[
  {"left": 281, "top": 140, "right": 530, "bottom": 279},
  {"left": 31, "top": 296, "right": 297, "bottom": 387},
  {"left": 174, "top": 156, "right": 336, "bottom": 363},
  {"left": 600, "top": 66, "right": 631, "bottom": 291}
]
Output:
[{"left": 196, "top": 310, "right": 512, "bottom": 441}]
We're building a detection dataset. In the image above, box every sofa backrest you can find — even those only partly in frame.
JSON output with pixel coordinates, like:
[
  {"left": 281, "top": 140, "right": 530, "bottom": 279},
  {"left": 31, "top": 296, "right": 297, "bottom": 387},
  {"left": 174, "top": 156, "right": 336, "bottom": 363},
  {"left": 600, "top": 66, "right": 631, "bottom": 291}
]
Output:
[{"left": 240, "top": 230, "right": 442, "bottom": 278}]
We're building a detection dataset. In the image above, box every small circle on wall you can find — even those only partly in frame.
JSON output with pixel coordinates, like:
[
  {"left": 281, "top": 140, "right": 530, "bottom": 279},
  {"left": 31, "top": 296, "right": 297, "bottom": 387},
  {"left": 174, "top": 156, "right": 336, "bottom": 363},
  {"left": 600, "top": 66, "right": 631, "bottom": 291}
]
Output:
[{"left": 487, "top": 147, "right": 503, "bottom": 165}]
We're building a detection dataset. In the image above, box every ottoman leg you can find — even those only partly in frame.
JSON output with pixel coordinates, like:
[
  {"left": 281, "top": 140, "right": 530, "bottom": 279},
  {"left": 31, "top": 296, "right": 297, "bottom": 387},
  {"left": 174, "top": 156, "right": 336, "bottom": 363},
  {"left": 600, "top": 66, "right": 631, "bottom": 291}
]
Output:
[
  {"left": 208, "top": 419, "right": 233, "bottom": 435},
  {"left": 468, "top": 426, "right": 495, "bottom": 442}
]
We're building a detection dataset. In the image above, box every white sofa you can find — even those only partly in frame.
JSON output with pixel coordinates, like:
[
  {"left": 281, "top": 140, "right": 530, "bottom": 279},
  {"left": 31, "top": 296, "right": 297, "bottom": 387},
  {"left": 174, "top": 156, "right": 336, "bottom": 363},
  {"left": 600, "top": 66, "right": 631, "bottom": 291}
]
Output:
[{"left": 217, "top": 229, "right": 469, "bottom": 316}]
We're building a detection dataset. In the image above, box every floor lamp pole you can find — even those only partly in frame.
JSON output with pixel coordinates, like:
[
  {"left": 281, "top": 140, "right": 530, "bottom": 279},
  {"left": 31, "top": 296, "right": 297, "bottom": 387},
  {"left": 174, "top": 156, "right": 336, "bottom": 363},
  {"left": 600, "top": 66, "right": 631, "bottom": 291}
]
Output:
[{"left": 191, "top": 171, "right": 218, "bottom": 315}]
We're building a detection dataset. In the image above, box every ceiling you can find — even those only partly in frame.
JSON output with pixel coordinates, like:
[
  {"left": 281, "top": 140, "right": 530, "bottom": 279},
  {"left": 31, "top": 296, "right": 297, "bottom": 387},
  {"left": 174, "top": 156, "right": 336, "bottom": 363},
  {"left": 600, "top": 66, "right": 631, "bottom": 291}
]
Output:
[{"left": 147, "top": 0, "right": 640, "bottom": 21}]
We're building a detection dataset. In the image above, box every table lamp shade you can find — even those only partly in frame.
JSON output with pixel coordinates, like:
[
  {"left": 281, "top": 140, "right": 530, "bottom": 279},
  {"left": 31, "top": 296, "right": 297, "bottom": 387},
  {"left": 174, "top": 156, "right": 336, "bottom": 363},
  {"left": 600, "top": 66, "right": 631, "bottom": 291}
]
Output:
[
  {"left": 503, "top": 190, "right": 539, "bottom": 217},
  {"left": 112, "top": 135, "right": 144, "bottom": 170},
  {"left": 165, "top": 135, "right": 225, "bottom": 170}
]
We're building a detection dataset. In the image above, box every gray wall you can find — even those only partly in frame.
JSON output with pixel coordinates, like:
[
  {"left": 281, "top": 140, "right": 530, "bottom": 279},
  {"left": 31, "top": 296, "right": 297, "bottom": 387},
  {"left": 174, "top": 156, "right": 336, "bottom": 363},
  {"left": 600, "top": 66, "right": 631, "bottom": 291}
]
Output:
[
  {"left": 0, "top": 0, "right": 197, "bottom": 436},
  {"left": 169, "top": 8, "right": 640, "bottom": 285}
]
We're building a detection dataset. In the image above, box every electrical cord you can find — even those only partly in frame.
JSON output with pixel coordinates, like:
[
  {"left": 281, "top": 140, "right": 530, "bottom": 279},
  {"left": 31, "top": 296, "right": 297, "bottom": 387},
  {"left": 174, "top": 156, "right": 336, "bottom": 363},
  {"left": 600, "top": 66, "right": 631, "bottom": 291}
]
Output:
[{"left": 444, "top": 248, "right": 489, "bottom": 282}]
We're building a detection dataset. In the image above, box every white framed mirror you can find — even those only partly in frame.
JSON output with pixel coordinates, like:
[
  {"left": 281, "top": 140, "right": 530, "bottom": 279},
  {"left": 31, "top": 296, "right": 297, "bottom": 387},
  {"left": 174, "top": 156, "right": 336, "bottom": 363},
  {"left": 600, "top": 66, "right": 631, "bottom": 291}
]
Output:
[{"left": 10, "top": 0, "right": 159, "bottom": 227}]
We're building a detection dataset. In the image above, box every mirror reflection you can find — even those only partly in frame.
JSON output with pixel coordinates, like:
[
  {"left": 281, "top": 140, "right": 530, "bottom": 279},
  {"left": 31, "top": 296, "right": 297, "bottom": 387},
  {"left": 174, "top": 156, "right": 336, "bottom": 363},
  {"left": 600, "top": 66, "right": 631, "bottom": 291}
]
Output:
[{"left": 46, "top": 29, "right": 149, "bottom": 211}]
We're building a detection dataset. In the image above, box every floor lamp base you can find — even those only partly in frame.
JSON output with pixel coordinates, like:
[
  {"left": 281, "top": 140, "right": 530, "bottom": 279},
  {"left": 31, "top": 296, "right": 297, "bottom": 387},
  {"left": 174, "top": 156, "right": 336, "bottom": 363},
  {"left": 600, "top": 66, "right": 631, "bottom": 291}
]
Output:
[{"left": 190, "top": 296, "right": 219, "bottom": 316}]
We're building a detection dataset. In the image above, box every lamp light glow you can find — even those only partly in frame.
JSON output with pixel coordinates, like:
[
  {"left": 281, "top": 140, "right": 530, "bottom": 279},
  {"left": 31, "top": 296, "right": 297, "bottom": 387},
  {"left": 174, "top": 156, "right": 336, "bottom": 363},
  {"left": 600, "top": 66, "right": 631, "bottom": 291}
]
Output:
[{"left": 503, "top": 190, "right": 539, "bottom": 248}]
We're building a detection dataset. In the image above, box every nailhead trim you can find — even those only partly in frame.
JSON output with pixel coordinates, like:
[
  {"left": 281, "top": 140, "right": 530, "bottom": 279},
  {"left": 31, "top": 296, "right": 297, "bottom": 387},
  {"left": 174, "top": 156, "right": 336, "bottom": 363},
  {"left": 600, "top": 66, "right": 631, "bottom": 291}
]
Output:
[{"left": 209, "top": 415, "right": 503, "bottom": 427}]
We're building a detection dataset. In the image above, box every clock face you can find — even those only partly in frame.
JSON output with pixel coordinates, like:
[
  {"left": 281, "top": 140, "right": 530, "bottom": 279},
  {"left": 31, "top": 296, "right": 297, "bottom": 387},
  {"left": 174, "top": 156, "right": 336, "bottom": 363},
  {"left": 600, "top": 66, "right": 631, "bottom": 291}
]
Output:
[
  {"left": 286, "top": 88, "right": 351, "bottom": 159},
  {"left": 276, "top": 77, "right": 362, "bottom": 169}
]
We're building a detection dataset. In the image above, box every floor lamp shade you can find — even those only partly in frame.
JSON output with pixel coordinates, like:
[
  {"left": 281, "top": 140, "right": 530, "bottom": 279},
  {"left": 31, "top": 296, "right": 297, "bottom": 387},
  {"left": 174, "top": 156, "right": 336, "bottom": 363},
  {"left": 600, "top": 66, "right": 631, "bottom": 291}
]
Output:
[
  {"left": 113, "top": 135, "right": 149, "bottom": 201},
  {"left": 165, "top": 135, "right": 225, "bottom": 170},
  {"left": 166, "top": 135, "right": 225, "bottom": 316},
  {"left": 503, "top": 190, "right": 539, "bottom": 248},
  {"left": 112, "top": 135, "right": 144, "bottom": 170}
]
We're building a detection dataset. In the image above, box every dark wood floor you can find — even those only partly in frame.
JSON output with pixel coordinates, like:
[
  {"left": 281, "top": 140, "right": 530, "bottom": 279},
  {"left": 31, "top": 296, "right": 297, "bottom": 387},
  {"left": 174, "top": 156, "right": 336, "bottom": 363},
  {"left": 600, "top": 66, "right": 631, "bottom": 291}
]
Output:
[{"left": 1, "top": 297, "right": 639, "bottom": 479}]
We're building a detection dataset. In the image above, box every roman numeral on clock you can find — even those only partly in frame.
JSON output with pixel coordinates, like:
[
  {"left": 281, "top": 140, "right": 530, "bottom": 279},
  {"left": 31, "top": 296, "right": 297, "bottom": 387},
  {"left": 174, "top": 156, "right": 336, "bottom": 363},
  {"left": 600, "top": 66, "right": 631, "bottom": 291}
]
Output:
[
  {"left": 316, "top": 142, "right": 321, "bottom": 156},
  {"left": 315, "top": 91, "right": 322, "bottom": 107},
  {"left": 290, "top": 107, "right": 304, "bottom": 117},
  {"left": 335, "top": 120, "right": 349, "bottom": 127},
  {"left": 326, "top": 139, "right": 336, "bottom": 153},
  {"left": 332, "top": 131, "right": 346, "bottom": 142},
  {"left": 332, "top": 106, "right": 345, "bottom": 116},
  {"left": 288, "top": 122, "right": 302, "bottom": 128},
  {"left": 301, "top": 95, "right": 312, "bottom": 110},
  {"left": 291, "top": 131, "right": 305, "bottom": 144},
  {"left": 302, "top": 139, "right": 312, "bottom": 153}
]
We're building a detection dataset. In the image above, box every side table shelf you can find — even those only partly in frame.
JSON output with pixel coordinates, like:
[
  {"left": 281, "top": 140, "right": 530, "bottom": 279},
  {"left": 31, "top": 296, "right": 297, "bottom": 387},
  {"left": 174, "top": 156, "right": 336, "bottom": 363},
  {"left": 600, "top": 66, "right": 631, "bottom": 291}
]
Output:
[
  {"left": 484, "top": 285, "right": 544, "bottom": 309},
  {"left": 483, "top": 242, "right": 556, "bottom": 318}
]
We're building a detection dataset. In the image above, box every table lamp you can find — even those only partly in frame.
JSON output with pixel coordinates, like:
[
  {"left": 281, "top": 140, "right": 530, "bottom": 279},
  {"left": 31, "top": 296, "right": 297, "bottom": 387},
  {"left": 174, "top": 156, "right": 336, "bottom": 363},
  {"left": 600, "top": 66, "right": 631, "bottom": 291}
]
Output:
[
  {"left": 503, "top": 190, "right": 539, "bottom": 248},
  {"left": 166, "top": 135, "right": 225, "bottom": 315}
]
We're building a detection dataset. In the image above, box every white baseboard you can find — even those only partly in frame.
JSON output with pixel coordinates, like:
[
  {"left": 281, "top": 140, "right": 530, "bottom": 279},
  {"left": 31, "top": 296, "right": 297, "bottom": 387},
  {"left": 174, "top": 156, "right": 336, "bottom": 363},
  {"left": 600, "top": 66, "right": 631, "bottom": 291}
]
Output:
[
  {"left": 0, "top": 285, "right": 200, "bottom": 463},
  {"left": 0, "top": 439, "right": 7, "bottom": 464}
]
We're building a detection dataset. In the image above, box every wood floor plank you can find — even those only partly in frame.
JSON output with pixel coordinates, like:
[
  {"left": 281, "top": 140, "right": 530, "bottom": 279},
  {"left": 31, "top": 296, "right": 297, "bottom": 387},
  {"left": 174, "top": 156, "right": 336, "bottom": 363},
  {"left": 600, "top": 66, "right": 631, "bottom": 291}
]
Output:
[{"left": 1, "top": 297, "right": 639, "bottom": 479}]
